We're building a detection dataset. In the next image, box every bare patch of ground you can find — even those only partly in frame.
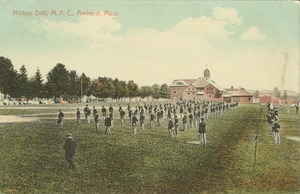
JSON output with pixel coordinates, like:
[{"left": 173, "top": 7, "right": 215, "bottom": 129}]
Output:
[
  {"left": 0, "top": 115, "right": 38, "bottom": 123},
  {"left": 286, "top": 136, "right": 300, "bottom": 142}
]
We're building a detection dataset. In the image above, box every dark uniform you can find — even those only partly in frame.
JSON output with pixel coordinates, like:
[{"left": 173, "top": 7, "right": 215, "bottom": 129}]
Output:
[
  {"left": 94, "top": 112, "right": 99, "bottom": 131},
  {"left": 273, "top": 120, "right": 281, "bottom": 144},
  {"left": 120, "top": 110, "right": 125, "bottom": 125},
  {"left": 168, "top": 118, "right": 175, "bottom": 138},
  {"left": 63, "top": 134, "right": 77, "bottom": 169},
  {"left": 76, "top": 108, "right": 80, "bottom": 125},
  {"left": 140, "top": 114, "right": 145, "bottom": 131},
  {"left": 101, "top": 106, "right": 107, "bottom": 120},
  {"left": 150, "top": 112, "right": 155, "bottom": 129},
  {"left": 84, "top": 105, "right": 91, "bottom": 123},
  {"left": 199, "top": 118, "right": 206, "bottom": 145},
  {"left": 182, "top": 114, "right": 187, "bottom": 131},
  {"left": 174, "top": 115, "right": 179, "bottom": 135},
  {"left": 104, "top": 116, "right": 112, "bottom": 135},
  {"left": 132, "top": 114, "right": 138, "bottom": 135},
  {"left": 57, "top": 109, "right": 64, "bottom": 127}
]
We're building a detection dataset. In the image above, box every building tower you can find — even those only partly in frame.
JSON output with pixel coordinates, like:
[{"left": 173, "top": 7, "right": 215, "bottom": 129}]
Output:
[{"left": 204, "top": 68, "right": 210, "bottom": 80}]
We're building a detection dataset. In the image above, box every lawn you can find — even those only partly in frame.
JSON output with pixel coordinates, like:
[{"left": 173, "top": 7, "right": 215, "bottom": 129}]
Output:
[{"left": 0, "top": 104, "right": 299, "bottom": 193}]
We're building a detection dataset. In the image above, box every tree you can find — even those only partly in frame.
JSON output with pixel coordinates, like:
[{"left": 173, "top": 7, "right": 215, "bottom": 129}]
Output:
[
  {"left": 80, "top": 73, "right": 92, "bottom": 97},
  {"left": 139, "top": 86, "right": 152, "bottom": 99},
  {"left": 118, "top": 81, "right": 128, "bottom": 99},
  {"left": 91, "top": 77, "right": 115, "bottom": 98},
  {"left": 0, "top": 56, "right": 18, "bottom": 97},
  {"left": 159, "top": 84, "right": 170, "bottom": 98},
  {"left": 254, "top": 90, "right": 260, "bottom": 98},
  {"left": 281, "top": 90, "right": 288, "bottom": 99},
  {"left": 67, "top": 70, "right": 80, "bottom": 98},
  {"left": 151, "top": 84, "right": 160, "bottom": 100},
  {"left": 30, "top": 68, "right": 45, "bottom": 98},
  {"left": 46, "top": 63, "right": 70, "bottom": 99},
  {"left": 91, "top": 79, "right": 101, "bottom": 97},
  {"left": 16, "top": 65, "right": 30, "bottom": 98},
  {"left": 273, "top": 87, "right": 281, "bottom": 98},
  {"left": 127, "top": 80, "right": 138, "bottom": 99},
  {"left": 113, "top": 79, "right": 128, "bottom": 100}
]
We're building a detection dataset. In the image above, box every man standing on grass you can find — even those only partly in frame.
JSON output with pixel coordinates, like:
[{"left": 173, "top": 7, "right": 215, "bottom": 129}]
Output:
[
  {"left": 101, "top": 106, "right": 107, "bottom": 120},
  {"left": 63, "top": 134, "right": 77, "bottom": 169},
  {"left": 174, "top": 115, "right": 179, "bottom": 135},
  {"left": 140, "top": 113, "right": 145, "bottom": 131},
  {"left": 94, "top": 112, "right": 100, "bottom": 132},
  {"left": 93, "top": 106, "right": 98, "bottom": 123},
  {"left": 132, "top": 113, "right": 138, "bottom": 135},
  {"left": 273, "top": 119, "right": 281, "bottom": 144},
  {"left": 104, "top": 114, "right": 112, "bottom": 135},
  {"left": 76, "top": 108, "right": 81, "bottom": 125},
  {"left": 199, "top": 118, "right": 207, "bottom": 145},
  {"left": 84, "top": 104, "right": 91, "bottom": 123},
  {"left": 182, "top": 113, "right": 187, "bottom": 132},
  {"left": 57, "top": 109, "right": 64, "bottom": 127},
  {"left": 168, "top": 117, "right": 175, "bottom": 138},
  {"left": 150, "top": 111, "right": 156, "bottom": 129},
  {"left": 120, "top": 109, "right": 125, "bottom": 126}
]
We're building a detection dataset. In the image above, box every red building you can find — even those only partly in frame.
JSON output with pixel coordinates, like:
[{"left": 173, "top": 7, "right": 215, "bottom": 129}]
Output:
[
  {"left": 170, "top": 69, "right": 225, "bottom": 101},
  {"left": 224, "top": 87, "right": 254, "bottom": 103}
]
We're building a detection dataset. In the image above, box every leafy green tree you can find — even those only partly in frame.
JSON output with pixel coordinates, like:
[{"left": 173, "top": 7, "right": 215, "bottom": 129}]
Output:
[
  {"left": 113, "top": 78, "right": 121, "bottom": 99},
  {"left": 46, "top": 63, "right": 70, "bottom": 99},
  {"left": 91, "top": 77, "right": 115, "bottom": 98},
  {"left": 67, "top": 70, "right": 80, "bottom": 98},
  {"left": 80, "top": 73, "right": 92, "bottom": 97},
  {"left": 127, "top": 80, "right": 139, "bottom": 99},
  {"left": 16, "top": 65, "right": 30, "bottom": 98},
  {"left": 159, "top": 84, "right": 170, "bottom": 98},
  {"left": 91, "top": 79, "right": 101, "bottom": 97},
  {"left": 151, "top": 84, "right": 160, "bottom": 100},
  {"left": 0, "top": 56, "right": 18, "bottom": 97},
  {"left": 118, "top": 80, "right": 128, "bottom": 98},
  {"left": 139, "top": 86, "right": 152, "bottom": 98},
  {"left": 30, "top": 68, "right": 45, "bottom": 98},
  {"left": 281, "top": 90, "right": 288, "bottom": 99}
]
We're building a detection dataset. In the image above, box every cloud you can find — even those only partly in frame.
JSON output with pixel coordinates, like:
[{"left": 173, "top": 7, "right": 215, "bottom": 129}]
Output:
[
  {"left": 212, "top": 7, "right": 243, "bottom": 25},
  {"left": 38, "top": 16, "right": 121, "bottom": 40},
  {"left": 240, "top": 26, "right": 267, "bottom": 41},
  {"left": 172, "top": 16, "right": 233, "bottom": 39}
]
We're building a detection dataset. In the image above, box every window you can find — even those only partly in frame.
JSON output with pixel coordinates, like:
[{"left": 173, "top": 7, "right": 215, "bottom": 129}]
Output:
[
  {"left": 188, "top": 93, "right": 190, "bottom": 95},
  {"left": 174, "top": 90, "right": 177, "bottom": 94}
]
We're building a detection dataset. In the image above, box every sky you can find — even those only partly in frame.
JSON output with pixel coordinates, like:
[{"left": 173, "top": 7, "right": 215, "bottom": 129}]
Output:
[{"left": 0, "top": 0, "right": 299, "bottom": 92}]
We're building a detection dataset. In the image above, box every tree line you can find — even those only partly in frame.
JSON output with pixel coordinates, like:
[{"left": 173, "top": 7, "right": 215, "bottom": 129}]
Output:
[{"left": 0, "top": 56, "right": 170, "bottom": 101}]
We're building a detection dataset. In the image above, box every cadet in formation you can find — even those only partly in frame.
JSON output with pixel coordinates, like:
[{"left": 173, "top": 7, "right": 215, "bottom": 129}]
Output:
[
  {"left": 57, "top": 109, "right": 64, "bottom": 127},
  {"left": 199, "top": 118, "right": 207, "bottom": 145}
]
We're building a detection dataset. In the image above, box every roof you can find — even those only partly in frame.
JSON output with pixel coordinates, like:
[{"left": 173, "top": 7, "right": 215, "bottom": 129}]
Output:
[
  {"left": 170, "top": 79, "right": 198, "bottom": 87},
  {"left": 206, "top": 79, "right": 226, "bottom": 92},
  {"left": 228, "top": 88, "right": 254, "bottom": 97},
  {"left": 171, "top": 77, "right": 225, "bottom": 91},
  {"left": 192, "top": 78, "right": 209, "bottom": 88}
]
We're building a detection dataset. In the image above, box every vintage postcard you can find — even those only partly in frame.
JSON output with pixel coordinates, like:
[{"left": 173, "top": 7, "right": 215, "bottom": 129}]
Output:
[{"left": 0, "top": 0, "right": 299, "bottom": 193}]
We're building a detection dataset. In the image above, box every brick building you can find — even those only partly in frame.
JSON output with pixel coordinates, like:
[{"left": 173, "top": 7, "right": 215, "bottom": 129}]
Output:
[
  {"left": 170, "top": 69, "right": 225, "bottom": 101},
  {"left": 224, "top": 87, "right": 254, "bottom": 103}
]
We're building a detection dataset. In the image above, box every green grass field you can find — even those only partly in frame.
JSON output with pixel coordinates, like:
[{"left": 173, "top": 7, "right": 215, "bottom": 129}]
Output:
[{"left": 0, "top": 104, "right": 299, "bottom": 193}]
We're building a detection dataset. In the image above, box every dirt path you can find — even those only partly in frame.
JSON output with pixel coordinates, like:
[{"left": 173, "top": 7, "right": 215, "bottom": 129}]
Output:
[{"left": 0, "top": 115, "right": 38, "bottom": 123}]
